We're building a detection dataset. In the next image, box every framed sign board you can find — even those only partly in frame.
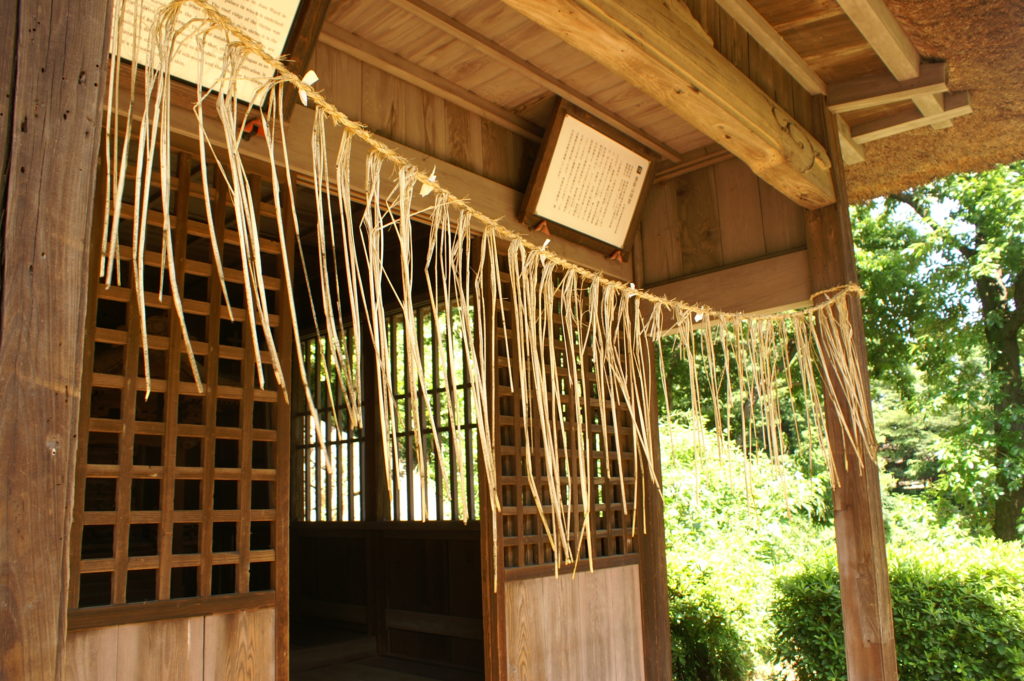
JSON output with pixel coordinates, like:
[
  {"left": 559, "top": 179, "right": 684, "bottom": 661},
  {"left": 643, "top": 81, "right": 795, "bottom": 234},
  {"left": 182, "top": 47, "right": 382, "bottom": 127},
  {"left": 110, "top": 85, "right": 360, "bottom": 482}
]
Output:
[
  {"left": 520, "top": 100, "right": 657, "bottom": 255},
  {"left": 112, "top": 0, "right": 322, "bottom": 107}
]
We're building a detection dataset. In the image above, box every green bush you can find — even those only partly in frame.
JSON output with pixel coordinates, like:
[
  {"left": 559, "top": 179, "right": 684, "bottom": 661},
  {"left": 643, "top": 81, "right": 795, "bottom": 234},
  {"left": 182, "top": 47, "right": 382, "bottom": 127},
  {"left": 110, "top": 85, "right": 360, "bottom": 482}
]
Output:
[
  {"left": 771, "top": 541, "right": 1024, "bottom": 681},
  {"left": 669, "top": 570, "right": 753, "bottom": 681}
]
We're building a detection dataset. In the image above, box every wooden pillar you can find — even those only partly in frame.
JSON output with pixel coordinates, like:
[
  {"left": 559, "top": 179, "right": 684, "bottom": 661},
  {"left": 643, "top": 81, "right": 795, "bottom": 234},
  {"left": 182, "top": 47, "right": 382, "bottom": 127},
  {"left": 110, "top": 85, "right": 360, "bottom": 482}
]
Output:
[
  {"left": 0, "top": 2, "right": 112, "bottom": 680},
  {"left": 638, "top": 376, "right": 671, "bottom": 681},
  {"left": 805, "top": 99, "right": 899, "bottom": 681}
]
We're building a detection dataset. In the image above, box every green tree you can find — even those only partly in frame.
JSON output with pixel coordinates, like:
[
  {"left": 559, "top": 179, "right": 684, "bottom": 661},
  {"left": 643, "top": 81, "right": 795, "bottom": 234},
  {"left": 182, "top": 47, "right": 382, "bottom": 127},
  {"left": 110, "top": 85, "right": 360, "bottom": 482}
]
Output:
[{"left": 853, "top": 161, "right": 1024, "bottom": 539}]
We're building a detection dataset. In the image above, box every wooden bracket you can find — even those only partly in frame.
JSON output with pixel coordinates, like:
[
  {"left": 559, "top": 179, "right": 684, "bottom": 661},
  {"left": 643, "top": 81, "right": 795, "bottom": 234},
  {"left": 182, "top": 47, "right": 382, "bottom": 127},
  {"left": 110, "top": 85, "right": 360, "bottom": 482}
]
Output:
[
  {"left": 607, "top": 249, "right": 626, "bottom": 263},
  {"left": 532, "top": 219, "right": 552, "bottom": 236}
]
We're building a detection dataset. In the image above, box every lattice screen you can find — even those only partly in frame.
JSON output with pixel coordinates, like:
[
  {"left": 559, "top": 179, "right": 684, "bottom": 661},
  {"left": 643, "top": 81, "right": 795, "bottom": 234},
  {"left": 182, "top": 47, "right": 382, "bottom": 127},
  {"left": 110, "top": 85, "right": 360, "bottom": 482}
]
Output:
[
  {"left": 492, "top": 266, "right": 639, "bottom": 576},
  {"left": 293, "top": 303, "right": 478, "bottom": 523},
  {"left": 69, "top": 149, "right": 291, "bottom": 611}
]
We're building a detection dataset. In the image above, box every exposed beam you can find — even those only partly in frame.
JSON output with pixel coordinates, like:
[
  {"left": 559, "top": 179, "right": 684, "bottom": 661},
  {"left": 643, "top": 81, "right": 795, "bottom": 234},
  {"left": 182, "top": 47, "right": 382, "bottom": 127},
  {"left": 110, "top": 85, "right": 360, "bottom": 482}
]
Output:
[
  {"left": 714, "top": 0, "right": 826, "bottom": 95},
  {"left": 834, "top": 0, "right": 956, "bottom": 130},
  {"left": 654, "top": 145, "right": 732, "bottom": 183},
  {"left": 497, "top": 0, "right": 836, "bottom": 209},
  {"left": 828, "top": 61, "right": 948, "bottom": 114},
  {"left": 388, "top": 0, "right": 683, "bottom": 162},
  {"left": 650, "top": 250, "right": 812, "bottom": 315},
  {"left": 834, "top": 0, "right": 918, "bottom": 80},
  {"left": 318, "top": 25, "right": 544, "bottom": 143},
  {"left": 837, "top": 117, "right": 866, "bottom": 165},
  {"left": 851, "top": 91, "right": 972, "bottom": 143}
]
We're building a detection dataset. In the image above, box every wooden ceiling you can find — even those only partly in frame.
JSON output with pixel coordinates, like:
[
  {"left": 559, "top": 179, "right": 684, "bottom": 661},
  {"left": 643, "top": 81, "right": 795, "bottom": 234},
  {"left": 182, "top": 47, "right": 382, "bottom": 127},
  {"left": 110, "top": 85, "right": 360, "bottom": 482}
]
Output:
[{"left": 315, "top": 0, "right": 971, "bottom": 174}]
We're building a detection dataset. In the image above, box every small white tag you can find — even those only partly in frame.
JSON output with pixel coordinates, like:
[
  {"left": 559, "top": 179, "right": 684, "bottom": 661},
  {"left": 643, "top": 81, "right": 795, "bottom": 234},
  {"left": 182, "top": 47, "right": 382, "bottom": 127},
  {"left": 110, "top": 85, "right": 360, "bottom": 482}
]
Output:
[
  {"left": 419, "top": 167, "right": 438, "bottom": 197},
  {"left": 298, "top": 70, "right": 319, "bottom": 107}
]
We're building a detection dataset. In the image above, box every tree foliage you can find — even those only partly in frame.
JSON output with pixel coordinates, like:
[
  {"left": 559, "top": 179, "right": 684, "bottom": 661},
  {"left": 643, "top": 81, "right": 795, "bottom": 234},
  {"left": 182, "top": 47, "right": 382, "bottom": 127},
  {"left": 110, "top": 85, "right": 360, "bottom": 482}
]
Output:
[{"left": 853, "top": 161, "right": 1024, "bottom": 538}]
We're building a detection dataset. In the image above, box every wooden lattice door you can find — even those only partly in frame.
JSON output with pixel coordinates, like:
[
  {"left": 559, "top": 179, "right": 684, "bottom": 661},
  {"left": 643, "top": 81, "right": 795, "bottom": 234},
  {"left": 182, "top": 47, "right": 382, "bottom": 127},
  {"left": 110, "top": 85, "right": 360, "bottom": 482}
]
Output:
[
  {"left": 480, "top": 261, "right": 658, "bottom": 681},
  {"left": 66, "top": 147, "right": 293, "bottom": 680}
]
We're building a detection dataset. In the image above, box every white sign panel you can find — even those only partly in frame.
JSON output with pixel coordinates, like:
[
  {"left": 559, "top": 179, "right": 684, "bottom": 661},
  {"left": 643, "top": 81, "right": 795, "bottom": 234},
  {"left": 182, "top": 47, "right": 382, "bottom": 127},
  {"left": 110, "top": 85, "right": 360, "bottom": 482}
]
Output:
[
  {"left": 113, "top": 0, "right": 302, "bottom": 105},
  {"left": 533, "top": 115, "right": 651, "bottom": 248}
]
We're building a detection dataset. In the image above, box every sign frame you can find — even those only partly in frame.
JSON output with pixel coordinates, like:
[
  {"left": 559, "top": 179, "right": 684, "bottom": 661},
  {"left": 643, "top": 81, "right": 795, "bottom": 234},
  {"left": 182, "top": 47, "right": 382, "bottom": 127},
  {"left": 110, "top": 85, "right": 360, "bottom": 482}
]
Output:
[{"left": 519, "top": 99, "right": 658, "bottom": 257}]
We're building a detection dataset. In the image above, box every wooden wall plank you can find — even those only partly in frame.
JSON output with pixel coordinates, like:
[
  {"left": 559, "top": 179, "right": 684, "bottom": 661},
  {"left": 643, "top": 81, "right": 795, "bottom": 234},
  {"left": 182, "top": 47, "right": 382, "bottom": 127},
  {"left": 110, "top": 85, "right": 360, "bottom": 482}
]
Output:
[
  {"left": 116, "top": 618, "right": 203, "bottom": 681},
  {"left": 64, "top": 627, "right": 118, "bottom": 681},
  {"left": 715, "top": 159, "right": 767, "bottom": 263},
  {"left": 650, "top": 250, "right": 811, "bottom": 314},
  {"left": 0, "top": 1, "right": 111, "bottom": 679},
  {"left": 203, "top": 607, "right": 275, "bottom": 681},
  {"left": 64, "top": 618, "right": 204, "bottom": 681},
  {"left": 638, "top": 183, "right": 686, "bottom": 284},
  {"left": 759, "top": 180, "right": 806, "bottom": 253},
  {"left": 505, "top": 565, "right": 645, "bottom": 681},
  {"left": 639, "top": 163, "right": 733, "bottom": 285}
]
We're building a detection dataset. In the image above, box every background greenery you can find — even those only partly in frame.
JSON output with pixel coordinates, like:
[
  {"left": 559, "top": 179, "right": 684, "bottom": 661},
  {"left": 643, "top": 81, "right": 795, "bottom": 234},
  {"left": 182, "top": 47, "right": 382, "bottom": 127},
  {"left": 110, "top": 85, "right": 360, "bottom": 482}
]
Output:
[{"left": 661, "top": 162, "right": 1024, "bottom": 680}]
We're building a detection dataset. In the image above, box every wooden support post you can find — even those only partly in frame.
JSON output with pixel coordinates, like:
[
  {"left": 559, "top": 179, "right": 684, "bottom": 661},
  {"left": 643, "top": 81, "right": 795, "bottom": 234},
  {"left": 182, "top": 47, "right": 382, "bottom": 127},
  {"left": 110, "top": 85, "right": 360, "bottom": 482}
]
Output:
[
  {"left": 0, "top": 1, "right": 112, "bottom": 680},
  {"left": 638, "top": 359, "right": 671, "bottom": 681},
  {"left": 804, "top": 99, "right": 899, "bottom": 681}
]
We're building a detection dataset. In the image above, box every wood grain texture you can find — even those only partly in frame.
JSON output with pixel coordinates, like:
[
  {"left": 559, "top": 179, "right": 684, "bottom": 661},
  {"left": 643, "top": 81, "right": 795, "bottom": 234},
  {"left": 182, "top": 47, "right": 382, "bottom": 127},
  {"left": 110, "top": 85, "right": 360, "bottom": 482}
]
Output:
[
  {"left": 637, "top": 369, "right": 671, "bottom": 681},
  {"left": 204, "top": 608, "right": 275, "bottom": 681},
  {"left": 64, "top": 618, "right": 203, "bottom": 681},
  {"left": 715, "top": 158, "right": 766, "bottom": 263},
  {"left": 116, "top": 618, "right": 204, "bottom": 681},
  {"left": 650, "top": 250, "right": 812, "bottom": 314},
  {"left": 713, "top": 0, "right": 825, "bottom": 94},
  {"left": 833, "top": 0, "right": 918, "bottom": 80},
  {"left": 64, "top": 626, "right": 117, "bottom": 681},
  {"left": 497, "top": 0, "right": 836, "bottom": 208},
  {"left": 0, "top": 1, "right": 111, "bottom": 679},
  {"left": 804, "top": 99, "right": 898, "bottom": 681},
  {"left": 504, "top": 565, "right": 645, "bottom": 681}
]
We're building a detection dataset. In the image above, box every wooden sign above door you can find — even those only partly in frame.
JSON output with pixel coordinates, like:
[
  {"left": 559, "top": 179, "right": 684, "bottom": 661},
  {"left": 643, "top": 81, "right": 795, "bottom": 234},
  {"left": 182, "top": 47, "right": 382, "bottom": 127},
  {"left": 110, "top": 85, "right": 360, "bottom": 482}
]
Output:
[
  {"left": 112, "top": 0, "right": 305, "bottom": 105},
  {"left": 520, "top": 100, "right": 656, "bottom": 254}
]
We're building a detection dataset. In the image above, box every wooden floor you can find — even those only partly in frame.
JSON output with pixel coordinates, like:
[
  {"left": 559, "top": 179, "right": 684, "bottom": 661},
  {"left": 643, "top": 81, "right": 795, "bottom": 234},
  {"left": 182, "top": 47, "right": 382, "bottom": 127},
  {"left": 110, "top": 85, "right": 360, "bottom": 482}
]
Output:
[
  {"left": 293, "top": 656, "right": 481, "bottom": 681},
  {"left": 290, "top": 628, "right": 481, "bottom": 681}
]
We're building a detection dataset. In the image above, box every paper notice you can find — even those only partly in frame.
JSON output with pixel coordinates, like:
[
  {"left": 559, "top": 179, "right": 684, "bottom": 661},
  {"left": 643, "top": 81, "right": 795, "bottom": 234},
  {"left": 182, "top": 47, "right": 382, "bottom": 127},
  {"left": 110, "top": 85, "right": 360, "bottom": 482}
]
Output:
[
  {"left": 112, "top": 0, "right": 302, "bottom": 105},
  {"left": 534, "top": 115, "right": 650, "bottom": 248}
]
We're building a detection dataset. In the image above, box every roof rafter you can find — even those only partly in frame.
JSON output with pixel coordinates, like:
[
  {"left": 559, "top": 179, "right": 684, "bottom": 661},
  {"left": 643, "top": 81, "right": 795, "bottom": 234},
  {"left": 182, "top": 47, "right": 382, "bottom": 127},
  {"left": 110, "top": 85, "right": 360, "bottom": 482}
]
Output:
[
  {"left": 388, "top": 0, "right": 684, "bottom": 161},
  {"left": 834, "top": 0, "right": 956, "bottom": 129},
  {"left": 713, "top": 0, "right": 826, "bottom": 95},
  {"left": 828, "top": 62, "right": 949, "bottom": 114},
  {"left": 851, "top": 91, "right": 972, "bottom": 144}
]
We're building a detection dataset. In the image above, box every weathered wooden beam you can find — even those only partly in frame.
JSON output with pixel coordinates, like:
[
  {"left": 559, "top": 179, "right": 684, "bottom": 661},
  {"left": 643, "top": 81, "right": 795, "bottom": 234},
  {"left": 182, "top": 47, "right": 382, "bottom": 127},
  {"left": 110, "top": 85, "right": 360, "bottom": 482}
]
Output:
[
  {"left": 650, "top": 250, "right": 812, "bottom": 315},
  {"left": 806, "top": 99, "right": 899, "bottom": 681},
  {"left": 389, "top": 0, "right": 684, "bottom": 162},
  {"left": 837, "top": 116, "right": 866, "bottom": 165},
  {"left": 833, "top": 0, "right": 956, "bottom": 129},
  {"left": 851, "top": 91, "right": 972, "bottom": 143},
  {"left": 0, "top": 1, "right": 112, "bottom": 680},
  {"left": 497, "top": 0, "right": 837, "bottom": 209},
  {"left": 828, "top": 61, "right": 948, "bottom": 114},
  {"left": 317, "top": 26, "right": 544, "bottom": 142},
  {"left": 834, "top": 0, "right": 918, "bottom": 80},
  {"left": 713, "top": 0, "right": 826, "bottom": 95}
]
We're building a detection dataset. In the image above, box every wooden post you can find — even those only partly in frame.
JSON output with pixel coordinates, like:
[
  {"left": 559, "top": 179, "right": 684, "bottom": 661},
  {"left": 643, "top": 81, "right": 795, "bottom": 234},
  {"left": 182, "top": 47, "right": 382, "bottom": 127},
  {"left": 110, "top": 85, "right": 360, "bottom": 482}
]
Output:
[
  {"left": 0, "top": 1, "right": 112, "bottom": 680},
  {"left": 638, "top": 373, "right": 671, "bottom": 681},
  {"left": 805, "top": 99, "right": 899, "bottom": 681}
]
